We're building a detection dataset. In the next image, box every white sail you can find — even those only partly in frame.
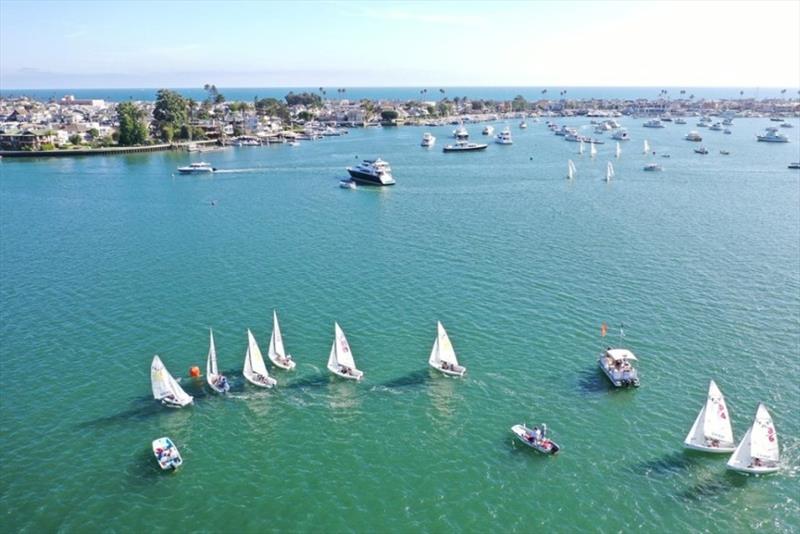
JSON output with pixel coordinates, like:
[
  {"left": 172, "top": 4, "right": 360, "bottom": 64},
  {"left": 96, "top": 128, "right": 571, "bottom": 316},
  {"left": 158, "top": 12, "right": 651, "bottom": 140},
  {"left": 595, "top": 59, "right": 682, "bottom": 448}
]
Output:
[
  {"left": 333, "top": 322, "right": 356, "bottom": 369},
  {"left": 590, "top": 142, "right": 597, "bottom": 158},
  {"left": 245, "top": 329, "right": 270, "bottom": 378},
  {"left": 567, "top": 159, "right": 576, "bottom": 180},
  {"left": 579, "top": 140, "right": 585, "bottom": 155},
  {"left": 151, "top": 355, "right": 192, "bottom": 405},
  {"left": 749, "top": 403, "right": 779, "bottom": 462},
  {"left": 606, "top": 161, "right": 615, "bottom": 181},
  {"left": 435, "top": 322, "right": 459, "bottom": 366},
  {"left": 615, "top": 141, "right": 621, "bottom": 158},
  {"left": 207, "top": 329, "right": 218, "bottom": 377},
  {"left": 703, "top": 380, "right": 734, "bottom": 443},
  {"left": 643, "top": 139, "right": 650, "bottom": 154}
]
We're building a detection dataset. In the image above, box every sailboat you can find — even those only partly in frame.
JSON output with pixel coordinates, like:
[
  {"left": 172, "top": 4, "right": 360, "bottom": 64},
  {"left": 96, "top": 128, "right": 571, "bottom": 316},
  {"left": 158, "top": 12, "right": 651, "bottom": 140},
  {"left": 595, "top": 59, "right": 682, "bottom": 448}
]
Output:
[
  {"left": 683, "top": 380, "right": 735, "bottom": 452},
  {"left": 727, "top": 403, "right": 780, "bottom": 474},
  {"left": 268, "top": 310, "right": 296, "bottom": 370},
  {"left": 615, "top": 142, "right": 621, "bottom": 158},
  {"left": 151, "top": 355, "right": 193, "bottom": 408},
  {"left": 243, "top": 329, "right": 277, "bottom": 388},
  {"left": 428, "top": 321, "right": 466, "bottom": 377},
  {"left": 327, "top": 322, "right": 363, "bottom": 380},
  {"left": 579, "top": 139, "right": 585, "bottom": 155},
  {"left": 643, "top": 139, "right": 650, "bottom": 154},
  {"left": 567, "top": 159, "right": 576, "bottom": 180},
  {"left": 605, "top": 161, "right": 615, "bottom": 182},
  {"left": 206, "top": 328, "right": 230, "bottom": 393},
  {"left": 590, "top": 142, "right": 597, "bottom": 158}
]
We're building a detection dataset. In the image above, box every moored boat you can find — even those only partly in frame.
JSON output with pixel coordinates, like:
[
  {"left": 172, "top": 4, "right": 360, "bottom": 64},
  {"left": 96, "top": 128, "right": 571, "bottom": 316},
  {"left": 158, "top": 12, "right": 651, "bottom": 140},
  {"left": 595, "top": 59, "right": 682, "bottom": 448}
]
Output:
[
  {"left": 495, "top": 127, "right": 513, "bottom": 145},
  {"left": 643, "top": 163, "right": 663, "bottom": 171},
  {"left": 443, "top": 141, "right": 488, "bottom": 152},
  {"left": 346, "top": 158, "right": 396, "bottom": 185},
  {"left": 685, "top": 131, "right": 703, "bottom": 142},
  {"left": 421, "top": 132, "right": 436, "bottom": 147},
  {"left": 756, "top": 127, "right": 789, "bottom": 143},
  {"left": 152, "top": 437, "right": 183, "bottom": 470}
]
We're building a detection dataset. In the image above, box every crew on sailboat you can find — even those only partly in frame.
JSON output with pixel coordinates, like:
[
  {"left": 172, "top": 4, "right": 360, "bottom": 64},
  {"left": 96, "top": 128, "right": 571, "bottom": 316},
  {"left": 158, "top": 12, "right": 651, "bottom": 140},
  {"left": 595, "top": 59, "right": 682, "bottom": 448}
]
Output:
[{"left": 214, "top": 375, "right": 229, "bottom": 390}]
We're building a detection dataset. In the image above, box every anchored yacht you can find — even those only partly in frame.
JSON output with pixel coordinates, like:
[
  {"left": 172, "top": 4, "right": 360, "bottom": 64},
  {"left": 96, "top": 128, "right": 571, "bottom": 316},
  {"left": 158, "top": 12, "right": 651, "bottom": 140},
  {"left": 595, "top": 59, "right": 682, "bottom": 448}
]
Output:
[
  {"left": 346, "top": 158, "right": 396, "bottom": 185},
  {"left": 757, "top": 127, "right": 789, "bottom": 143}
]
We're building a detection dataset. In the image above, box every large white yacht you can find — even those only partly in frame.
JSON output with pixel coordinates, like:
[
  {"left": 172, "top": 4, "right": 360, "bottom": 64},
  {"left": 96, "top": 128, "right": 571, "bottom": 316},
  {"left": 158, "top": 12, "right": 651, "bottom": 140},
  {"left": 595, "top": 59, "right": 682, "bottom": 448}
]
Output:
[
  {"left": 611, "top": 129, "right": 630, "bottom": 141},
  {"left": 756, "top": 127, "right": 789, "bottom": 143},
  {"left": 495, "top": 127, "right": 513, "bottom": 145},
  {"left": 177, "top": 162, "right": 215, "bottom": 174},
  {"left": 421, "top": 132, "right": 436, "bottom": 148},
  {"left": 346, "top": 158, "right": 396, "bottom": 185},
  {"left": 685, "top": 131, "right": 703, "bottom": 142},
  {"left": 442, "top": 141, "right": 488, "bottom": 152},
  {"left": 453, "top": 125, "right": 469, "bottom": 140},
  {"left": 643, "top": 118, "right": 665, "bottom": 128}
]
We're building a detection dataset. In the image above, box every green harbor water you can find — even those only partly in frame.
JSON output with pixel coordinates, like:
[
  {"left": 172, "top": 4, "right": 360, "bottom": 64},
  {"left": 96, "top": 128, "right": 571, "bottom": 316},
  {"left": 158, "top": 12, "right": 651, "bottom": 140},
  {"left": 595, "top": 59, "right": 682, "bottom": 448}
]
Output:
[{"left": 1, "top": 118, "right": 799, "bottom": 532}]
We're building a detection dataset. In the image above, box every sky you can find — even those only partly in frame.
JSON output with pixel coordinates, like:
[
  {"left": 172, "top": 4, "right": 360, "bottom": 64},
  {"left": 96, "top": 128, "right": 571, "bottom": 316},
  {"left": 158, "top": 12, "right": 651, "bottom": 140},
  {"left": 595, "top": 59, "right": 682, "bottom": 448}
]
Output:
[{"left": 1, "top": 0, "right": 799, "bottom": 89}]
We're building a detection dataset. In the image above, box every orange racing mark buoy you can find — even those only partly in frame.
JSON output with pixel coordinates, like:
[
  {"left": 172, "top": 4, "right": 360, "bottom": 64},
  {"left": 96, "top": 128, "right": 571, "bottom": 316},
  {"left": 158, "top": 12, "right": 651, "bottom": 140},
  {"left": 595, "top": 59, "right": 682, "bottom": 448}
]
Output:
[{"left": 189, "top": 366, "right": 201, "bottom": 378}]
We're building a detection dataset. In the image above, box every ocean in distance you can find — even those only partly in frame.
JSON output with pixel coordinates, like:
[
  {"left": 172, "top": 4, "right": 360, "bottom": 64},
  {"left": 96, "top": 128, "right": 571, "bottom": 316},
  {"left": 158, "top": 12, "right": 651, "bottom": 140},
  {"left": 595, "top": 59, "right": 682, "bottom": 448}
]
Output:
[
  {"left": 2, "top": 86, "right": 797, "bottom": 102},
  {"left": 1, "top": 117, "right": 798, "bottom": 532}
]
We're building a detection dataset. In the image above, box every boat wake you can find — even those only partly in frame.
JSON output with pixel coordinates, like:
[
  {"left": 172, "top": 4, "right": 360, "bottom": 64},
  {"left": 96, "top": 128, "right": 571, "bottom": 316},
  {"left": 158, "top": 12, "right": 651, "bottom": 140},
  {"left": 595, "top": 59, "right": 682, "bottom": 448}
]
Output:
[{"left": 213, "top": 168, "right": 265, "bottom": 174}]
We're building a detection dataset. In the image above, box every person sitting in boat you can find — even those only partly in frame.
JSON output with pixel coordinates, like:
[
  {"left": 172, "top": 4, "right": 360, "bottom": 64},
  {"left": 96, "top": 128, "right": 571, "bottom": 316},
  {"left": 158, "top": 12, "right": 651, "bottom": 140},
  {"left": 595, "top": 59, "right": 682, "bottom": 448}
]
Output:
[
  {"left": 441, "top": 362, "right": 450, "bottom": 371},
  {"left": 709, "top": 438, "right": 720, "bottom": 448},
  {"left": 340, "top": 365, "right": 350, "bottom": 375},
  {"left": 161, "top": 394, "right": 177, "bottom": 404},
  {"left": 751, "top": 457, "right": 763, "bottom": 467},
  {"left": 216, "top": 376, "right": 228, "bottom": 389}
]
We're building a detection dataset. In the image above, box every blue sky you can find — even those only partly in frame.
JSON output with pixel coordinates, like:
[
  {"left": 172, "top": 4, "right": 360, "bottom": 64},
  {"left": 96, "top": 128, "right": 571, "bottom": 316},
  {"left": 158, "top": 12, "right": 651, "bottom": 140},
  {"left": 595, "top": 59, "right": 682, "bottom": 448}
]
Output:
[{"left": 1, "top": 0, "right": 798, "bottom": 88}]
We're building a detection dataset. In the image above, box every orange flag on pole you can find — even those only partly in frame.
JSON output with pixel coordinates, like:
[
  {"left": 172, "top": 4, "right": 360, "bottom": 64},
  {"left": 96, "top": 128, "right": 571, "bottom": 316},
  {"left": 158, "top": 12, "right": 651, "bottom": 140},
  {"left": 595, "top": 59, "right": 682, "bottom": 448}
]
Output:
[{"left": 601, "top": 322, "right": 608, "bottom": 337}]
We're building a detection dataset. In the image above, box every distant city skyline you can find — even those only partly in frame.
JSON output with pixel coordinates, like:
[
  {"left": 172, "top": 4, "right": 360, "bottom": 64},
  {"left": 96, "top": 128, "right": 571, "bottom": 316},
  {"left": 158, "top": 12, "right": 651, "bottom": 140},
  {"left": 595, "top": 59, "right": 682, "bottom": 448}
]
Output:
[{"left": 2, "top": 0, "right": 799, "bottom": 89}]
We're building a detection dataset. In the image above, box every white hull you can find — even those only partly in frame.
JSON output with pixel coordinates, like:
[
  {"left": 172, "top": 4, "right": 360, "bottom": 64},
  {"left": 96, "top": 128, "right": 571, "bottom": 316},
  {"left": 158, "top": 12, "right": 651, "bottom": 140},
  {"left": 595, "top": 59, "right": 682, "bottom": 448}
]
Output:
[
  {"left": 327, "top": 363, "right": 363, "bottom": 381},
  {"left": 270, "top": 357, "right": 296, "bottom": 371},
  {"left": 429, "top": 361, "right": 466, "bottom": 377},
  {"left": 244, "top": 373, "right": 277, "bottom": 388},
  {"left": 511, "top": 424, "right": 560, "bottom": 454},
  {"left": 598, "top": 356, "right": 638, "bottom": 387},
  {"left": 152, "top": 437, "right": 183, "bottom": 470}
]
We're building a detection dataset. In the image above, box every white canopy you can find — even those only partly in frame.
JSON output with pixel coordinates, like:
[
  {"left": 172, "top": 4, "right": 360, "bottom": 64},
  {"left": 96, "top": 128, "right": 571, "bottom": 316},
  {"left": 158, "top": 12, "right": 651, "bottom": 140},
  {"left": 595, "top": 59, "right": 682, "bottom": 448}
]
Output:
[{"left": 605, "top": 348, "right": 637, "bottom": 361}]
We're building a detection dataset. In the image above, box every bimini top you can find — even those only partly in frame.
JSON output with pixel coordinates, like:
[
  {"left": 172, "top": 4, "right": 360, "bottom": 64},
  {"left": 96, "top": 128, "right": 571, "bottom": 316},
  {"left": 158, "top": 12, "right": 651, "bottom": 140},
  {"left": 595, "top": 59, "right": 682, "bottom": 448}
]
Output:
[{"left": 605, "top": 348, "right": 638, "bottom": 361}]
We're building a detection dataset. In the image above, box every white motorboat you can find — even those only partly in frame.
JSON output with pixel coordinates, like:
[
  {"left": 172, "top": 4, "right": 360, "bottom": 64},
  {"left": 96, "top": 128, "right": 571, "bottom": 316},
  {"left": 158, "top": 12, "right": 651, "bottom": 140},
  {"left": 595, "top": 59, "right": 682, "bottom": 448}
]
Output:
[
  {"left": 482, "top": 125, "right": 494, "bottom": 136},
  {"left": 346, "top": 158, "right": 396, "bottom": 186},
  {"left": 327, "top": 322, "right": 363, "bottom": 380},
  {"left": 695, "top": 146, "right": 709, "bottom": 154},
  {"left": 598, "top": 348, "right": 639, "bottom": 387},
  {"left": 421, "top": 132, "right": 436, "bottom": 148},
  {"left": 442, "top": 141, "right": 488, "bottom": 152},
  {"left": 453, "top": 124, "right": 469, "bottom": 140},
  {"left": 643, "top": 118, "right": 664, "bottom": 128},
  {"left": 643, "top": 163, "right": 663, "bottom": 171},
  {"left": 268, "top": 310, "right": 296, "bottom": 370},
  {"left": 519, "top": 120, "right": 528, "bottom": 129},
  {"left": 339, "top": 179, "right": 357, "bottom": 189},
  {"left": 685, "top": 131, "right": 703, "bottom": 142},
  {"left": 495, "top": 127, "right": 513, "bottom": 145},
  {"left": 152, "top": 437, "right": 183, "bottom": 470},
  {"left": 511, "top": 424, "right": 560, "bottom": 455},
  {"left": 567, "top": 159, "right": 576, "bottom": 180},
  {"left": 177, "top": 162, "right": 215, "bottom": 174},
  {"left": 611, "top": 129, "right": 630, "bottom": 141},
  {"left": 726, "top": 403, "right": 780, "bottom": 474},
  {"left": 428, "top": 321, "right": 466, "bottom": 377},
  {"left": 684, "top": 380, "right": 736, "bottom": 453},
  {"left": 756, "top": 127, "right": 789, "bottom": 143},
  {"left": 151, "top": 355, "right": 194, "bottom": 408},
  {"left": 243, "top": 329, "right": 277, "bottom": 388},
  {"left": 206, "top": 329, "right": 230, "bottom": 394}
]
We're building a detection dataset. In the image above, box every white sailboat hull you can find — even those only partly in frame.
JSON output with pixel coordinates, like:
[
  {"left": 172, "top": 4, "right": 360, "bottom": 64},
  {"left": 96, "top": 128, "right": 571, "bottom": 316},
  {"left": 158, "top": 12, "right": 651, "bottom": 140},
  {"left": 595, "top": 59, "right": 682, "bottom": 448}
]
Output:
[
  {"left": 243, "top": 372, "right": 277, "bottom": 388},
  {"left": 270, "top": 357, "right": 296, "bottom": 371},
  {"left": 159, "top": 396, "right": 193, "bottom": 408},
  {"left": 327, "top": 362, "right": 363, "bottom": 380},
  {"left": 429, "top": 361, "right": 466, "bottom": 377}
]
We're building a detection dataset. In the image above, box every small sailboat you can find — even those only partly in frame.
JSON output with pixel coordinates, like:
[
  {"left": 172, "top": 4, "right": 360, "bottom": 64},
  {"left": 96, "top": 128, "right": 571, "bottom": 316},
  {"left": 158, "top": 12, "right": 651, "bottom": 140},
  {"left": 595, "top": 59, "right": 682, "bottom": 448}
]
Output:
[
  {"left": 151, "top": 355, "right": 193, "bottom": 408},
  {"left": 152, "top": 437, "right": 183, "bottom": 470},
  {"left": 684, "top": 380, "right": 735, "bottom": 452},
  {"left": 511, "top": 424, "right": 560, "bottom": 455},
  {"left": 268, "top": 310, "right": 296, "bottom": 370},
  {"left": 727, "top": 403, "right": 780, "bottom": 474},
  {"left": 590, "top": 142, "right": 597, "bottom": 158},
  {"left": 243, "top": 329, "right": 277, "bottom": 388},
  {"left": 206, "top": 329, "right": 230, "bottom": 394},
  {"left": 428, "top": 321, "right": 466, "bottom": 377},
  {"left": 615, "top": 141, "right": 621, "bottom": 158},
  {"left": 605, "top": 161, "right": 615, "bottom": 182},
  {"left": 327, "top": 322, "right": 363, "bottom": 380},
  {"left": 579, "top": 139, "right": 585, "bottom": 155},
  {"left": 566, "top": 159, "right": 576, "bottom": 180},
  {"left": 643, "top": 139, "right": 650, "bottom": 154}
]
